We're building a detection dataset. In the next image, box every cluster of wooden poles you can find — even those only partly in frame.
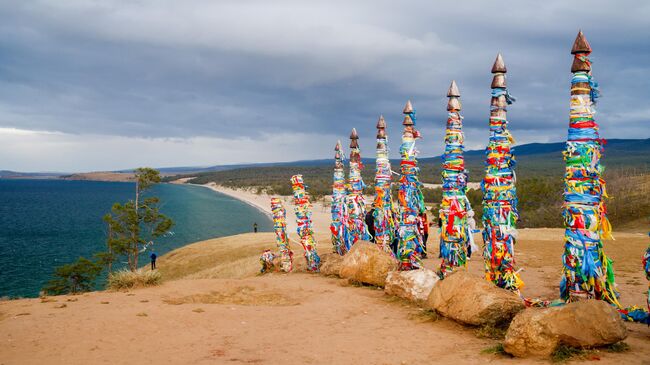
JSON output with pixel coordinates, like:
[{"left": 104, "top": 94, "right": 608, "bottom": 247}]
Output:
[{"left": 262, "top": 31, "right": 649, "bottom": 322}]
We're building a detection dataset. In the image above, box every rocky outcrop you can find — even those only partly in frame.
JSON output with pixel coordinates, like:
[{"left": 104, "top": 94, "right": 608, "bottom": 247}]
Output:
[
  {"left": 339, "top": 241, "right": 398, "bottom": 287},
  {"left": 425, "top": 270, "right": 524, "bottom": 326},
  {"left": 385, "top": 269, "right": 439, "bottom": 302},
  {"left": 504, "top": 300, "right": 627, "bottom": 358},
  {"left": 319, "top": 253, "right": 344, "bottom": 277}
]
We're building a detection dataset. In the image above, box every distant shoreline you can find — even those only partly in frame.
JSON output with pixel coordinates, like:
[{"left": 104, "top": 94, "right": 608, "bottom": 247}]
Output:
[
  {"left": 191, "top": 183, "right": 272, "bottom": 219},
  {"left": 186, "top": 182, "right": 332, "bottom": 234}
]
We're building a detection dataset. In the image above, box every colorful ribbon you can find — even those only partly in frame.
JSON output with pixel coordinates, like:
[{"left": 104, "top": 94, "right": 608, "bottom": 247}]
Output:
[
  {"left": 346, "top": 134, "right": 371, "bottom": 248},
  {"left": 271, "top": 197, "right": 293, "bottom": 272},
  {"left": 373, "top": 120, "right": 397, "bottom": 256},
  {"left": 439, "top": 101, "right": 470, "bottom": 277},
  {"left": 645, "top": 235, "right": 650, "bottom": 312},
  {"left": 291, "top": 174, "right": 321, "bottom": 272},
  {"left": 397, "top": 105, "right": 425, "bottom": 270},
  {"left": 259, "top": 249, "right": 275, "bottom": 273},
  {"left": 330, "top": 141, "right": 349, "bottom": 255},
  {"left": 481, "top": 77, "right": 523, "bottom": 291},
  {"left": 560, "top": 51, "right": 618, "bottom": 305}
]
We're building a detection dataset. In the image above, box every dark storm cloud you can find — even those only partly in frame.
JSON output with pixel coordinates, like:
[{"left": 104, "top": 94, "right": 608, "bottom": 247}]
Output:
[{"left": 0, "top": 0, "right": 648, "bottom": 169}]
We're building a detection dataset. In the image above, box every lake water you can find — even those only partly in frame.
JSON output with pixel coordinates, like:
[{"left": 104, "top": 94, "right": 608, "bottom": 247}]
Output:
[{"left": 0, "top": 179, "right": 272, "bottom": 298}]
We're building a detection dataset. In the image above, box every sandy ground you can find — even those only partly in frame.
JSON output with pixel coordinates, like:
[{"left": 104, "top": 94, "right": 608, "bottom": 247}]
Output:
[{"left": 2, "top": 228, "right": 649, "bottom": 365}]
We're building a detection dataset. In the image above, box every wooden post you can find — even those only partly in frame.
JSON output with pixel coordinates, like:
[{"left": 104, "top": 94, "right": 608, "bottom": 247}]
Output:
[
  {"left": 439, "top": 80, "right": 471, "bottom": 277},
  {"left": 481, "top": 54, "right": 523, "bottom": 291}
]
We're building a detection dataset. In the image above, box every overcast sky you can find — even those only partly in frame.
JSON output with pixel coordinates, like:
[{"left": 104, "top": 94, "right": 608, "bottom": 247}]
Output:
[{"left": 1, "top": 0, "right": 649, "bottom": 172}]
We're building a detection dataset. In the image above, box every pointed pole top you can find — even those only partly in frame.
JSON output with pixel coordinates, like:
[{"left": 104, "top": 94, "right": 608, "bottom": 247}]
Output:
[
  {"left": 376, "top": 115, "right": 386, "bottom": 129},
  {"left": 350, "top": 128, "right": 358, "bottom": 140},
  {"left": 571, "top": 30, "right": 592, "bottom": 54},
  {"left": 403, "top": 100, "right": 413, "bottom": 114},
  {"left": 335, "top": 140, "right": 341, "bottom": 151},
  {"left": 491, "top": 53, "right": 507, "bottom": 73},
  {"left": 447, "top": 80, "right": 460, "bottom": 97}
]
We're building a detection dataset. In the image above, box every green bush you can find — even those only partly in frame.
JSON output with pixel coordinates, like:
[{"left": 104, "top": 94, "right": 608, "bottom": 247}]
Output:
[
  {"left": 108, "top": 269, "right": 162, "bottom": 290},
  {"left": 43, "top": 257, "right": 102, "bottom": 295}
]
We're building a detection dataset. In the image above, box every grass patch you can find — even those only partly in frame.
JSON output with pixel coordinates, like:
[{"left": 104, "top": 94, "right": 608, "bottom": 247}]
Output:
[
  {"left": 604, "top": 342, "right": 630, "bottom": 353},
  {"left": 408, "top": 309, "right": 440, "bottom": 323},
  {"left": 474, "top": 324, "right": 508, "bottom": 340},
  {"left": 108, "top": 269, "right": 162, "bottom": 290},
  {"left": 481, "top": 343, "right": 508, "bottom": 356},
  {"left": 551, "top": 345, "right": 592, "bottom": 363}
]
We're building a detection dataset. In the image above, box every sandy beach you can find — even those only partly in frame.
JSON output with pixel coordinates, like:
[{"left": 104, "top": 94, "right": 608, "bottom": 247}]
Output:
[{"left": 201, "top": 183, "right": 333, "bottom": 234}]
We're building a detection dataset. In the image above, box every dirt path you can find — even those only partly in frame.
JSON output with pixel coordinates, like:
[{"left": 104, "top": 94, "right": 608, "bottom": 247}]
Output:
[{"left": 1, "top": 273, "right": 649, "bottom": 365}]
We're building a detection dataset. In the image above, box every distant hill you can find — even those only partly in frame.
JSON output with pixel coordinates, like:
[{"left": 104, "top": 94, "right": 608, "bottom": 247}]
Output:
[
  {"left": 3, "top": 138, "right": 648, "bottom": 181},
  {"left": 166, "top": 138, "right": 650, "bottom": 184},
  {"left": 0, "top": 170, "right": 65, "bottom": 179}
]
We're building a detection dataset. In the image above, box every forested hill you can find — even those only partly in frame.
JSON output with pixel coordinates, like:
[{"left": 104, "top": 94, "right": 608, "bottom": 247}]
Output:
[
  {"left": 169, "top": 138, "right": 650, "bottom": 187},
  {"left": 154, "top": 138, "right": 649, "bottom": 176}
]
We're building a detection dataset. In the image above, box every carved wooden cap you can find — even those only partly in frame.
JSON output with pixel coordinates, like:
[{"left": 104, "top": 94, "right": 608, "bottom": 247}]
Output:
[
  {"left": 376, "top": 115, "right": 386, "bottom": 129},
  {"left": 571, "top": 31, "right": 592, "bottom": 72},
  {"left": 402, "top": 115, "right": 414, "bottom": 126},
  {"left": 571, "top": 30, "right": 592, "bottom": 54},
  {"left": 349, "top": 128, "right": 359, "bottom": 148},
  {"left": 447, "top": 98, "right": 461, "bottom": 111},
  {"left": 447, "top": 80, "right": 460, "bottom": 97},
  {"left": 491, "top": 53, "right": 507, "bottom": 73},
  {"left": 403, "top": 100, "right": 413, "bottom": 114}
]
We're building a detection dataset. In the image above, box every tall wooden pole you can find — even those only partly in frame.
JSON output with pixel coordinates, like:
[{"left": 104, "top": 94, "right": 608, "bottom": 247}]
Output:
[
  {"left": 397, "top": 101, "right": 425, "bottom": 270},
  {"left": 271, "top": 197, "right": 293, "bottom": 272},
  {"left": 330, "top": 140, "right": 349, "bottom": 255},
  {"left": 291, "top": 174, "right": 321, "bottom": 272},
  {"left": 373, "top": 115, "right": 396, "bottom": 256},
  {"left": 439, "top": 81, "right": 470, "bottom": 277},
  {"left": 481, "top": 54, "right": 523, "bottom": 291},
  {"left": 560, "top": 31, "right": 618, "bottom": 304},
  {"left": 346, "top": 128, "right": 371, "bottom": 249}
]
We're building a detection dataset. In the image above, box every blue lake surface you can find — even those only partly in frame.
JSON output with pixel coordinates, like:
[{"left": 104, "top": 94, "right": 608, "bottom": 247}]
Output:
[{"left": 0, "top": 179, "right": 272, "bottom": 298}]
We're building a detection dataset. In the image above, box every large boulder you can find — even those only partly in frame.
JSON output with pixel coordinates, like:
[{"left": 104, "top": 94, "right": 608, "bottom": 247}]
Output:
[
  {"left": 385, "top": 269, "right": 439, "bottom": 302},
  {"left": 319, "top": 253, "right": 344, "bottom": 276},
  {"left": 425, "top": 270, "right": 524, "bottom": 326},
  {"left": 504, "top": 300, "right": 627, "bottom": 358},
  {"left": 339, "top": 241, "right": 398, "bottom": 287}
]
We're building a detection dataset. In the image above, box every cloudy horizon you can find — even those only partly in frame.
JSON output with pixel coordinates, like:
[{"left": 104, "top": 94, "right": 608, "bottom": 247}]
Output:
[{"left": 1, "top": 0, "right": 649, "bottom": 172}]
